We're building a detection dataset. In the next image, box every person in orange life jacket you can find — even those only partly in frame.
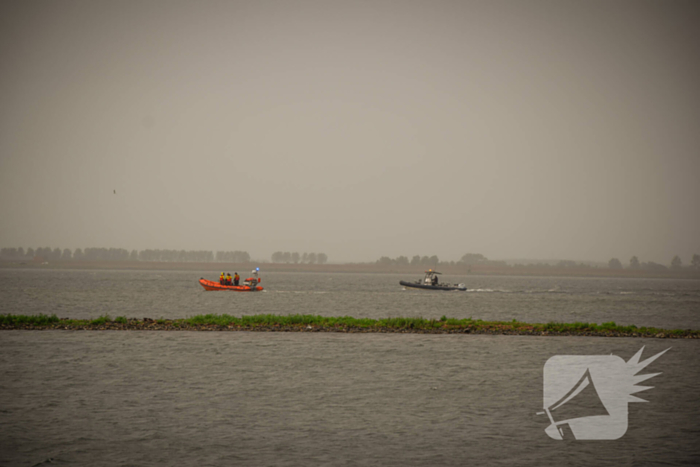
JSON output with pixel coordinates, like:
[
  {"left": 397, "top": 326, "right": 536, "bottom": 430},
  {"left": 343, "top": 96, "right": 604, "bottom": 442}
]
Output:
[
  {"left": 226, "top": 273, "right": 232, "bottom": 285},
  {"left": 233, "top": 273, "right": 240, "bottom": 286},
  {"left": 219, "top": 272, "right": 225, "bottom": 285}
]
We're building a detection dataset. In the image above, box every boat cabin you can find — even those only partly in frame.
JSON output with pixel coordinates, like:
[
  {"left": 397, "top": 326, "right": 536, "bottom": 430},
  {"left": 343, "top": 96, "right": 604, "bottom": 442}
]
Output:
[{"left": 423, "top": 269, "right": 441, "bottom": 286}]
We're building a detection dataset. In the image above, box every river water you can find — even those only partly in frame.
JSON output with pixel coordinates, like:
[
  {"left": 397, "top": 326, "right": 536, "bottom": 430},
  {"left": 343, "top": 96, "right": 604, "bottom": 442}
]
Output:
[{"left": 1, "top": 269, "right": 699, "bottom": 466}]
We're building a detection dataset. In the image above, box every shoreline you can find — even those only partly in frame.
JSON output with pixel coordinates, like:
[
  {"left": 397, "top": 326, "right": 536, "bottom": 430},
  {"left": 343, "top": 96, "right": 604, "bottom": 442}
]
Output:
[
  {"left": 2, "top": 260, "right": 699, "bottom": 280},
  {"left": 2, "top": 315, "right": 698, "bottom": 338}
]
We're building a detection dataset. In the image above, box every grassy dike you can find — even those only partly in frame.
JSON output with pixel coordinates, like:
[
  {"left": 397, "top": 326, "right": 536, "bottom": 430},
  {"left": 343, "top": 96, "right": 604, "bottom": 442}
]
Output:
[{"left": 1, "top": 313, "right": 698, "bottom": 338}]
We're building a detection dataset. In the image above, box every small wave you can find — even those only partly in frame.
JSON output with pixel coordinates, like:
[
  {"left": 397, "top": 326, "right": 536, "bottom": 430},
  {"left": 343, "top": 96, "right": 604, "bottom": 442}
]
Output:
[
  {"left": 516, "top": 289, "right": 569, "bottom": 294},
  {"left": 466, "top": 288, "right": 511, "bottom": 293},
  {"left": 273, "top": 290, "right": 327, "bottom": 294},
  {"left": 32, "top": 458, "right": 59, "bottom": 467}
]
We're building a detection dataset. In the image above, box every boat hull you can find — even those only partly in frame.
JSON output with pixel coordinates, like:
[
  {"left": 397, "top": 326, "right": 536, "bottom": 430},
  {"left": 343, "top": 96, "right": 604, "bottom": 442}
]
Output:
[
  {"left": 199, "top": 278, "right": 263, "bottom": 292},
  {"left": 399, "top": 281, "right": 466, "bottom": 291}
]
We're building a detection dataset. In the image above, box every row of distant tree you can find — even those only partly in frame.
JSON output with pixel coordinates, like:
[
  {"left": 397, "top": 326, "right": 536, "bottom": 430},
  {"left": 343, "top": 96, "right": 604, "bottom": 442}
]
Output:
[
  {"left": 608, "top": 255, "right": 700, "bottom": 270},
  {"left": 374, "top": 252, "right": 700, "bottom": 271},
  {"left": 0, "top": 247, "right": 252, "bottom": 263},
  {"left": 3, "top": 247, "right": 698, "bottom": 270},
  {"left": 270, "top": 251, "right": 328, "bottom": 264},
  {"left": 376, "top": 253, "right": 507, "bottom": 267}
]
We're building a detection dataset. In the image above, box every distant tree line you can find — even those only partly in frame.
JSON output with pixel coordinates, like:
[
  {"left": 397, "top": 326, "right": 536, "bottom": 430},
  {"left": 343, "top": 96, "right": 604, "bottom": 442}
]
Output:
[
  {"left": 140, "top": 249, "right": 217, "bottom": 262},
  {"left": 3, "top": 247, "right": 699, "bottom": 270},
  {"left": 375, "top": 253, "right": 507, "bottom": 268},
  {"left": 376, "top": 255, "right": 439, "bottom": 267},
  {"left": 1, "top": 247, "right": 73, "bottom": 261},
  {"left": 270, "top": 251, "right": 328, "bottom": 264},
  {"left": 372, "top": 251, "right": 700, "bottom": 271},
  {"left": 607, "top": 254, "right": 700, "bottom": 271},
  {"left": 215, "top": 250, "right": 250, "bottom": 263},
  {"left": 512, "top": 260, "right": 592, "bottom": 269},
  {"left": 0, "top": 247, "right": 252, "bottom": 263},
  {"left": 457, "top": 253, "right": 507, "bottom": 267}
]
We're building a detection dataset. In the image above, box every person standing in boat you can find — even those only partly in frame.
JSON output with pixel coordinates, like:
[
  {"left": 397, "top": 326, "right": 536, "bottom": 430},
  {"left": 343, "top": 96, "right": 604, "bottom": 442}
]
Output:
[
  {"left": 245, "top": 269, "right": 260, "bottom": 286},
  {"left": 220, "top": 272, "right": 225, "bottom": 285},
  {"left": 233, "top": 272, "right": 240, "bottom": 286},
  {"left": 226, "top": 273, "right": 232, "bottom": 285}
]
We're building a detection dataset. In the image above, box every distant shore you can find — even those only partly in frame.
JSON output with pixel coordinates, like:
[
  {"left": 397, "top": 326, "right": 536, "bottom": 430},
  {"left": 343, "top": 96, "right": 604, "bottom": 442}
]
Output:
[
  {"left": 1, "top": 259, "right": 699, "bottom": 279},
  {"left": 2, "top": 314, "right": 698, "bottom": 338}
]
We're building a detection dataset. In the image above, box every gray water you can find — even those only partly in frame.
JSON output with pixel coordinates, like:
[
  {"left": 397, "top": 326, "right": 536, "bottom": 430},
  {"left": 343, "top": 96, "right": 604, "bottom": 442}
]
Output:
[
  {"left": 2, "top": 269, "right": 699, "bottom": 329},
  {"left": 1, "top": 269, "right": 699, "bottom": 466}
]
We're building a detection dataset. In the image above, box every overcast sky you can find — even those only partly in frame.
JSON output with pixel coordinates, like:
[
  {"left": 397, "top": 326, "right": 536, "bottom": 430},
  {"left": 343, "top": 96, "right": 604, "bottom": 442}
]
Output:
[{"left": 1, "top": 0, "right": 698, "bottom": 264}]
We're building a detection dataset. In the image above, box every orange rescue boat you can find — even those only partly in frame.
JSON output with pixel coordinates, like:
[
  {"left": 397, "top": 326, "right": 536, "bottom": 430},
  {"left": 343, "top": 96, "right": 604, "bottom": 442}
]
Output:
[
  {"left": 198, "top": 279, "right": 263, "bottom": 291},
  {"left": 199, "top": 268, "right": 263, "bottom": 292}
]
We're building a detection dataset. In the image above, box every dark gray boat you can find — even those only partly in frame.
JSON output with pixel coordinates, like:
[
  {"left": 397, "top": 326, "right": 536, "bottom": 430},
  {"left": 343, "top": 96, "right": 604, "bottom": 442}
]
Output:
[{"left": 400, "top": 270, "right": 466, "bottom": 291}]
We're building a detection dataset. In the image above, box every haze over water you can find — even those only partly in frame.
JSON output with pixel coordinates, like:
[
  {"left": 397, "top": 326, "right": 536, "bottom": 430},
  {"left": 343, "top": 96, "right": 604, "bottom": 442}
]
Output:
[{"left": 1, "top": 0, "right": 699, "bottom": 264}]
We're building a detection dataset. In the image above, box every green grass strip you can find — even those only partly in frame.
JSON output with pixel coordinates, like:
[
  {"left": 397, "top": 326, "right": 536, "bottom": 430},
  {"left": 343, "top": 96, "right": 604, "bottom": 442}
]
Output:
[
  {"left": 1, "top": 313, "right": 698, "bottom": 337},
  {"left": 0, "top": 313, "right": 61, "bottom": 326}
]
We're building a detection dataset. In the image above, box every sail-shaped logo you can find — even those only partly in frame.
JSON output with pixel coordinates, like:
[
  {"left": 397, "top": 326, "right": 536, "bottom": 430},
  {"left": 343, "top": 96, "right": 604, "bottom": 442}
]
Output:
[{"left": 538, "top": 347, "right": 669, "bottom": 440}]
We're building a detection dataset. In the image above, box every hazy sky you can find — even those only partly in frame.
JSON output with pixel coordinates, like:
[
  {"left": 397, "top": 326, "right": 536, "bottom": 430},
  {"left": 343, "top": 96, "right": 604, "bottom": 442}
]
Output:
[{"left": 1, "top": 0, "right": 698, "bottom": 264}]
